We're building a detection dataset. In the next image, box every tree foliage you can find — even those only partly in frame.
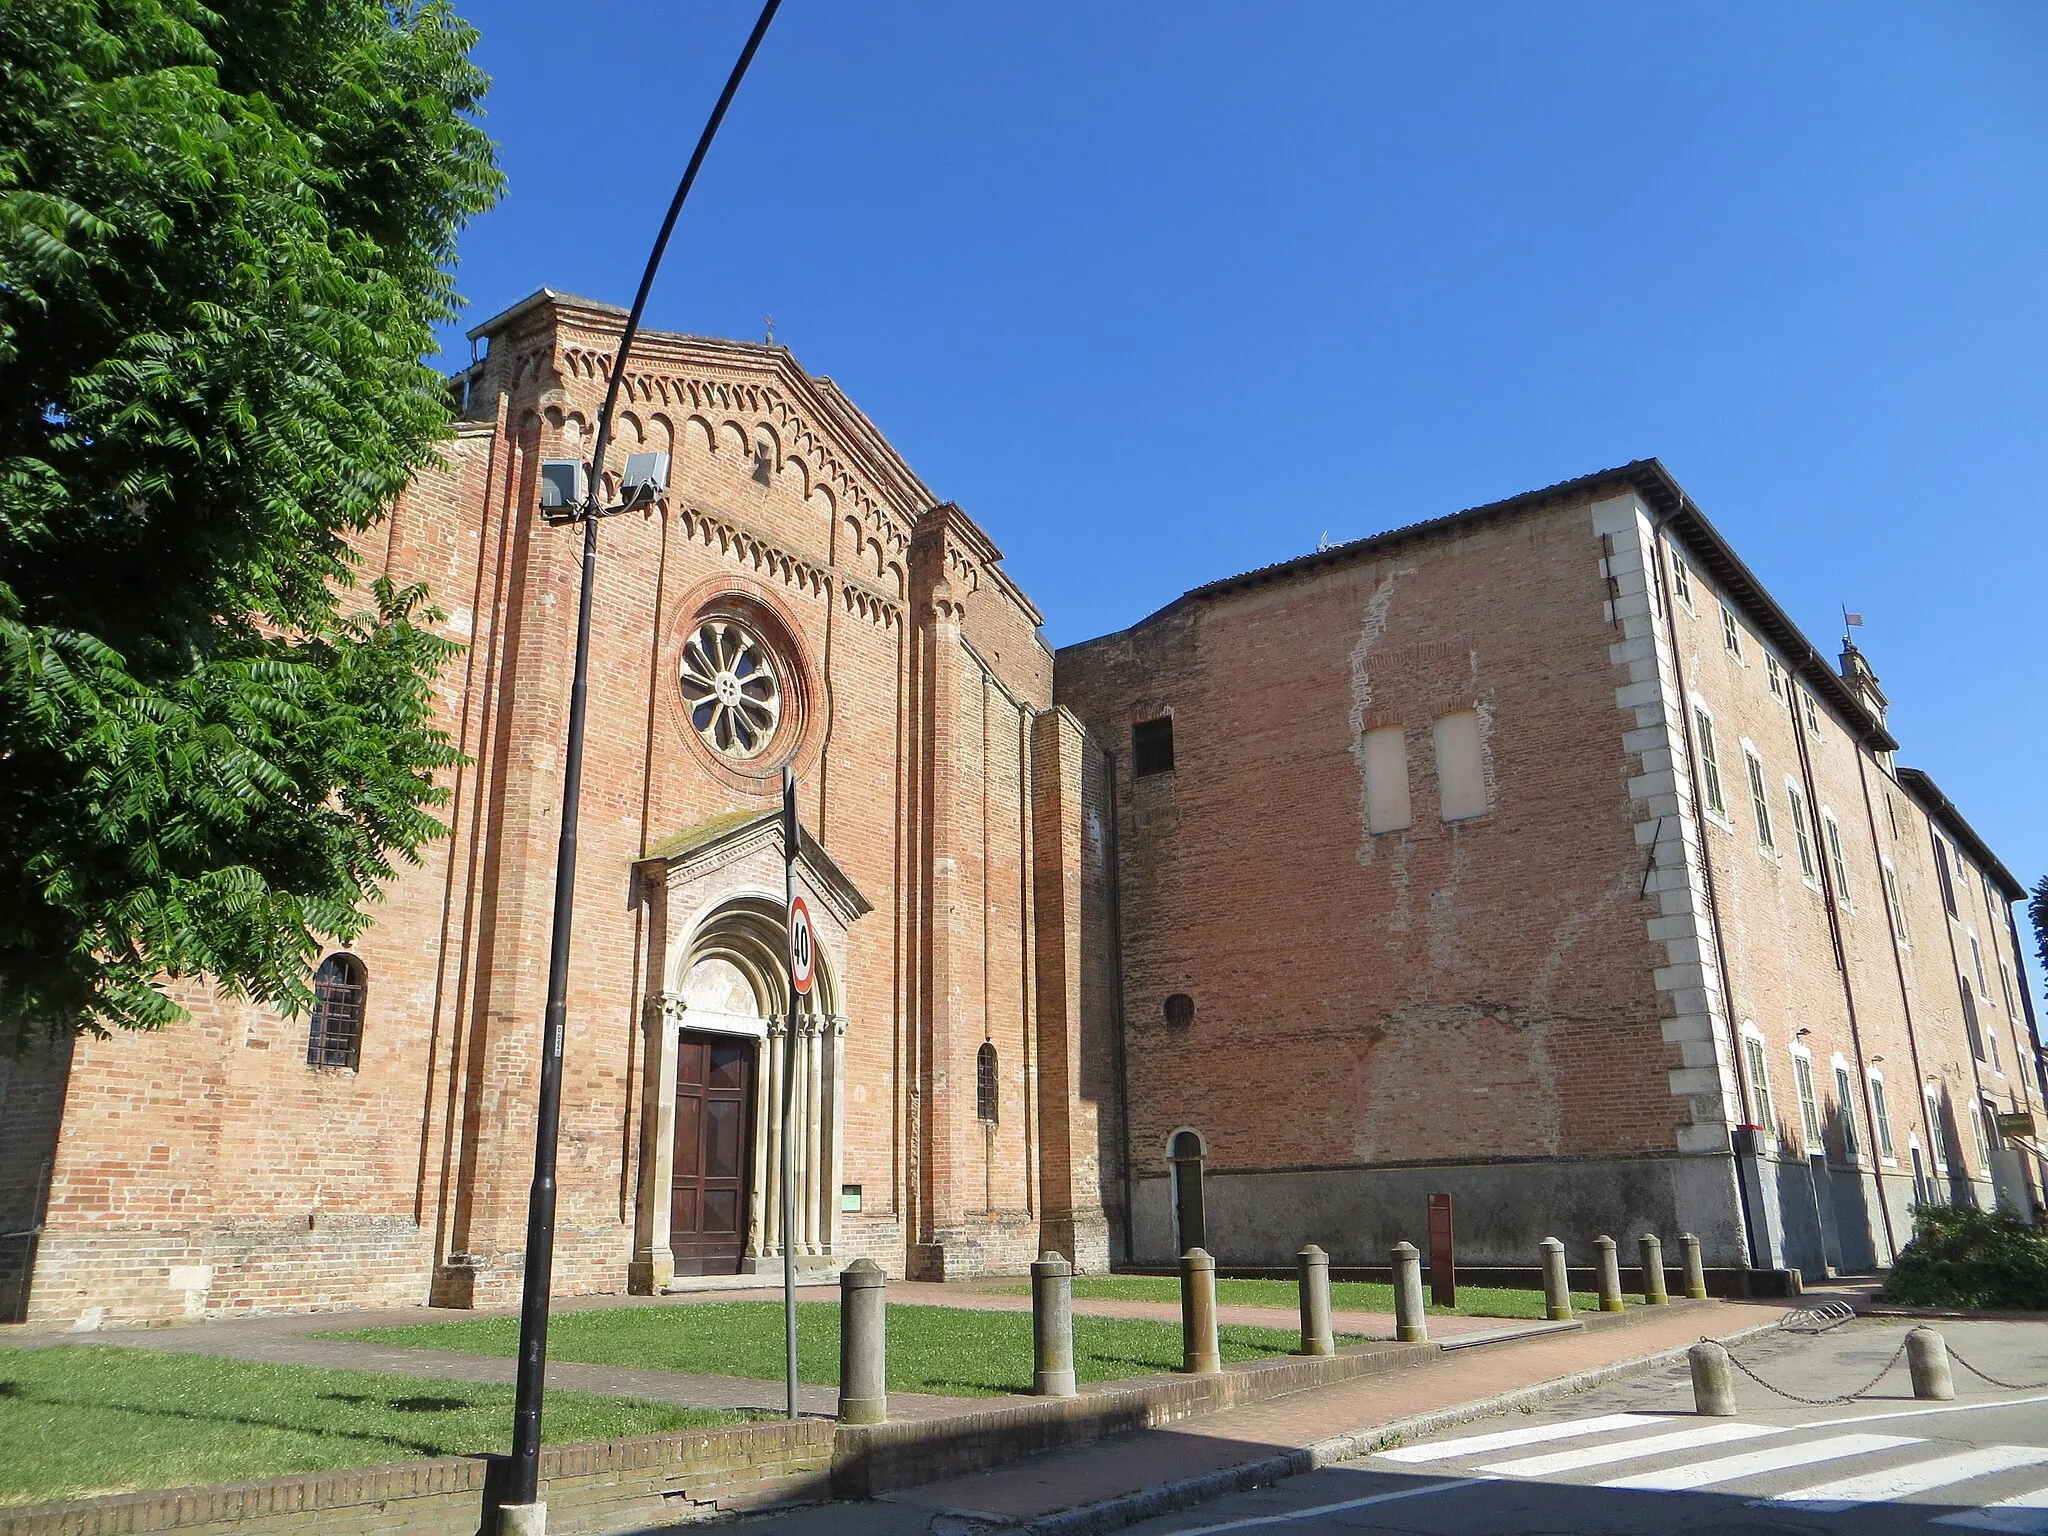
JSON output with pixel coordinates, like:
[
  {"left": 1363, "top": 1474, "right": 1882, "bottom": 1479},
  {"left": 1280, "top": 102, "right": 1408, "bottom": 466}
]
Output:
[
  {"left": 0, "top": 0, "right": 500, "bottom": 1042},
  {"left": 1886, "top": 1203, "right": 2048, "bottom": 1312}
]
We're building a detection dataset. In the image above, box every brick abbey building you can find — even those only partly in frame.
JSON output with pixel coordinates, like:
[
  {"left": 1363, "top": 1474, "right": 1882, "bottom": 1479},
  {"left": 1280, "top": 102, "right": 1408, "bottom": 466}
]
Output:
[{"left": 3, "top": 295, "right": 2041, "bottom": 1323}]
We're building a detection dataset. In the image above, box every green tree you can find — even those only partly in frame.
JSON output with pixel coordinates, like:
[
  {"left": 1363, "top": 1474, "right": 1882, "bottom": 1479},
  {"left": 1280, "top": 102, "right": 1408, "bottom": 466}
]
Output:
[{"left": 1, "top": 0, "right": 500, "bottom": 1043}]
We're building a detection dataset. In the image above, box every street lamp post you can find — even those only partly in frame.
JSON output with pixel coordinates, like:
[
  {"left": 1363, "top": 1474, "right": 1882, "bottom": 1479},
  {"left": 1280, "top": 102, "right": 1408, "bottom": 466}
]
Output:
[{"left": 493, "top": 6, "right": 782, "bottom": 1531}]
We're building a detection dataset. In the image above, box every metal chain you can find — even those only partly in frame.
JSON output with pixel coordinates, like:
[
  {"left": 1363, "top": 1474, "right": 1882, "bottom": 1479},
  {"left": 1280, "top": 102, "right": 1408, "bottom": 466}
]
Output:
[
  {"left": 1946, "top": 1344, "right": 2048, "bottom": 1393},
  {"left": 1715, "top": 1334, "right": 1910, "bottom": 1407}
]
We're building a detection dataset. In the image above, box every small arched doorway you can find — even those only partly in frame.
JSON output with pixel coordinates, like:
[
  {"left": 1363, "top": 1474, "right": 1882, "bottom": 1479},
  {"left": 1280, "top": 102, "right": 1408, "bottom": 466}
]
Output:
[{"left": 1169, "top": 1129, "right": 1207, "bottom": 1257}]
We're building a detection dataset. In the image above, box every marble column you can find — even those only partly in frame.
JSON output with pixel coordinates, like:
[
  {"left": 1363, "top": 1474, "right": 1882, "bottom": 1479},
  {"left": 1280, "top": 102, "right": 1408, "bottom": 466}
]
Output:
[
  {"left": 761, "top": 1015, "right": 787, "bottom": 1259},
  {"left": 630, "top": 991, "right": 684, "bottom": 1293},
  {"left": 824, "top": 1014, "right": 848, "bottom": 1255}
]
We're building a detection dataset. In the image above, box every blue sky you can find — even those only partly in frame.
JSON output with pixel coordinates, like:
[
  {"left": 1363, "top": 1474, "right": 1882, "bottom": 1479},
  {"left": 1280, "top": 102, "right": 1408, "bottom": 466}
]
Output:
[{"left": 441, "top": 2, "right": 2047, "bottom": 1002}]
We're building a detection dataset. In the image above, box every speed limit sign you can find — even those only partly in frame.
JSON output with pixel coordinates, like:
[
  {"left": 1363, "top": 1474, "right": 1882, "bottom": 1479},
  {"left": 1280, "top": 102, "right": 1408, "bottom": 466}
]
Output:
[{"left": 787, "top": 895, "right": 816, "bottom": 995}]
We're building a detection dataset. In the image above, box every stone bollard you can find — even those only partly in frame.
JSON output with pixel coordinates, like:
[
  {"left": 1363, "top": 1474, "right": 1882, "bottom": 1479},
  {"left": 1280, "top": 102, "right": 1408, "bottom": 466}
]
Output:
[
  {"left": 1680, "top": 1233, "right": 1709, "bottom": 1300},
  {"left": 838, "top": 1258, "right": 888, "bottom": 1425},
  {"left": 1297, "top": 1244, "right": 1335, "bottom": 1357},
  {"left": 1638, "top": 1233, "right": 1669, "bottom": 1305},
  {"left": 1540, "top": 1237, "right": 1573, "bottom": 1321},
  {"left": 1392, "top": 1241, "right": 1428, "bottom": 1343},
  {"left": 1690, "top": 1341, "right": 1737, "bottom": 1415},
  {"left": 1180, "top": 1248, "right": 1222, "bottom": 1374},
  {"left": 1031, "top": 1252, "right": 1077, "bottom": 1397},
  {"left": 1907, "top": 1326, "right": 1955, "bottom": 1401},
  {"left": 1595, "top": 1235, "right": 1625, "bottom": 1313}
]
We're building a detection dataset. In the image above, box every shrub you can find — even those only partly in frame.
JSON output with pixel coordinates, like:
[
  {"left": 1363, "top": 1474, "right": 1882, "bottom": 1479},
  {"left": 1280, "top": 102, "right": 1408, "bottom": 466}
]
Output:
[{"left": 1885, "top": 1204, "right": 2048, "bottom": 1311}]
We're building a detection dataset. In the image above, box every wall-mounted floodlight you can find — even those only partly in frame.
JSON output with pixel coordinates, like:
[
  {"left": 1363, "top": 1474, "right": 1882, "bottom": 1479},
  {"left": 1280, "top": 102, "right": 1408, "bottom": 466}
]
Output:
[
  {"left": 538, "top": 459, "right": 588, "bottom": 513},
  {"left": 621, "top": 451, "right": 671, "bottom": 505}
]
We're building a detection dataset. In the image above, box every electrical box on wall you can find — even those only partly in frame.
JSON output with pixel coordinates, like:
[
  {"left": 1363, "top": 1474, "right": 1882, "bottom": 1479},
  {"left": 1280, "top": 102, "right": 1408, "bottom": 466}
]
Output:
[
  {"left": 622, "top": 451, "right": 670, "bottom": 497},
  {"left": 538, "top": 459, "right": 587, "bottom": 511}
]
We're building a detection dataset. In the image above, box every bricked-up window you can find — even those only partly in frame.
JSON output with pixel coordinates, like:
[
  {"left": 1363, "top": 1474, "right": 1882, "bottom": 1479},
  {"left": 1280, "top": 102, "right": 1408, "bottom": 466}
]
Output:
[
  {"left": 1869, "top": 1074, "right": 1896, "bottom": 1160},
  {"left": 1742, "top": 1032, "right": 1775, "bottom": 1132},
  {"left": 1132, "top": 717, "right": 1174, "bottom": 777},
  {"left": 1363, "top": 725, "right": 1412, "bottom": 833},
  {"left": 1822, "top": 812, "right": 1851, "bottom": 904},
  {"left": 1881, "top": 861, "right": 1909, "bottom": 943},
  {"left": 1792, "top": 1051, "right": 1824, "bottom": 1149},
  {"left": 1834, "top": 1064, "right": 1862, "bottom": 1159},
  {"left": 975, "top": 1041, "right": 998, "bottom": 1124},
  {"left": 1786, "top": 782, "right": 1817, "bottom": 880},
  {"left": 1432, "top": 711, "right": 1486, "bottom": 822},
  {"left": 307, "top": 953, "right": 366, "bottom": 1069},
  {"left": 1693, "top": 708, "right": 1726, "bottom": 817},
  {"left": 1720, "top": 604, "right": 1744, "bottom": 660},
  {"left": 1743, "top": 749, "right": 1774, "bottom": 850}
]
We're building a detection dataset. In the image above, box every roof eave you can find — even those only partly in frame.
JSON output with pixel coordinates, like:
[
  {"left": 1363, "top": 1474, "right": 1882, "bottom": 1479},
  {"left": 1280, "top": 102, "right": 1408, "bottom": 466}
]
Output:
[{"left": 1895, "top": 768, "right": 2024, "bottom": 901}]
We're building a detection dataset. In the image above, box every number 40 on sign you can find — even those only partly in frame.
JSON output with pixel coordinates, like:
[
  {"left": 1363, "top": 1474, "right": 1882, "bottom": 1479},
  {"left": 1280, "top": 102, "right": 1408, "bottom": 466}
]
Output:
[{"left": 787, "top": 895, "right": 815, "bottom": 996}]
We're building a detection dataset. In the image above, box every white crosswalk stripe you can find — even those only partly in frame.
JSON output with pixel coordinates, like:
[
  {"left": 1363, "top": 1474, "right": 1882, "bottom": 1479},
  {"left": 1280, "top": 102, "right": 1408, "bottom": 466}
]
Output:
[
  {"left": 1480, "top": 1420, "right": 1781, "bottom": 1478},
  {"left": 1767, "top": 1445, "right": 2048, "bottom": 1514},
  {"left": 1936, "top": 1484, "right": 2048, "bottom": 1533},
  {"left": 1374, "top": 1413, "right": 1669, "bottom": 1465},
  {"left": 1597, "top": 1431, "right": 1922, "bottom": 1492}
]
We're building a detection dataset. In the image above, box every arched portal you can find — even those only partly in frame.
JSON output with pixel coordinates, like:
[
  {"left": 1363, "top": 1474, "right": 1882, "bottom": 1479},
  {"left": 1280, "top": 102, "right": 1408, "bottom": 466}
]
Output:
[{"left": 632, "top": 896, "right": 847, "bottom": 1286}]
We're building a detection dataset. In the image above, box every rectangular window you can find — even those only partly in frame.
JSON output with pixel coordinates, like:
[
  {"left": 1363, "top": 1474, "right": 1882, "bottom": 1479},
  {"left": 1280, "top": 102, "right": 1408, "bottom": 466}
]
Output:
[
  {"left": 1766, "top": 653, "right": 1785, "bottom": 698},
  {"left": 1988, "top": 1013, "right": 2002, "bottom": 1074},
  {"left": 1794, "top": 1052, "right": 1823, "bottom": 1148},
  {"left": 1969, "top": 933, "right": 1988, "bottom": 996},
  {"left": 1787, "top": 783, "right": 1817, "bottom": 879},
  {"left": 1871, "top": 1077, "right": 1895, "bottom": 1159},
  {"left": 1970, "top": 1100, "right": 1992, "bottom": 1172},
  {"left": 1802, "top": 689, "right": 1822, "bottom": 739},
  {"left": 1694, "top": 709, "right": 1726, "bottom": 817},
  {"left": 1823, "top": 813, "right": 1851, "bottom": 904},
  {"left": 1961, "top": 980, "right": 1986, "bottom": 1063},
  {"left": 1834, "top": 1065, "right": 1861, "bottom": 1158},
  {"left": 1885, "top": 793, "right": 1899, "bottom": 840},
  {"left": 1744, "top": 1035, "right": 1775, "bottom": 1132},
  {"left": 1433, "top": 710, "right": 1487, "bottom": 822},
  {"left": 1721, "top": 604, "right": 1744, "bottom": 659},
  {"left": 1132, "top": 716, "right": 1175, "bottom": 777},
  {"left": 1882, "top": 862, "right": 1909, "bottom": 943},
  {"left": 1934, "top": 837, "right": 1958, "bottom": 917},
  {"left": 1745, "top": 750, "right": 1774, "bottom": 850},
  {"left": 1671, "top": 547, "right": 1693, "bottom": 607},
  {"left": 1363, "top": 725, "right": 1413, "bottom": 834},
  {"left": 2002, "top": 961, "right": 2018, "bottom": 1017},
  {"left": 1926, "top": 1084, "right": 1948, "bottom": 1169},
  {"left": 1952, "top": 845, "right": 1969, "bottom": 892}
]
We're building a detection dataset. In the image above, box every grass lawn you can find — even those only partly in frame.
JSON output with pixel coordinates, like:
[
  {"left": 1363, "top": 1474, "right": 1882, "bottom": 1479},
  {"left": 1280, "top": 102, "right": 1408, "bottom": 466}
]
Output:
[
  {"left": 989, "top": 1275, "right": 1623, "bottom": 1320},
  {"left": 0, "top": 1345, "right": 744, "bottom": 1508},
  {"left": 327, "top": 1301, "right": 1336, "bottom": 1398}
]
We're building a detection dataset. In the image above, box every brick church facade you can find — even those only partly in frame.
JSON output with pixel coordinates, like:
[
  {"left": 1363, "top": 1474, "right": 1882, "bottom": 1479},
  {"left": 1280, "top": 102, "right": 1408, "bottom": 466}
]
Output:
[
  {"left": 3, "top": 292, "right": 1117, "bottom": 1324},
  {"left": 3, "top": 300, "right": 2041, "bottom": 1324}
]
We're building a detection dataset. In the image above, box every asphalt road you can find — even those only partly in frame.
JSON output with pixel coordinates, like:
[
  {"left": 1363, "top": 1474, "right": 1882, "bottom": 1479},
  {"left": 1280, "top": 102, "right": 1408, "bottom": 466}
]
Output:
[
  {"left": 719, "top": 1317, "right": 2048, "bottom": 1536},
  {"left": 1111, "top": 1317, "right": 2048, "bottom": 1536}
]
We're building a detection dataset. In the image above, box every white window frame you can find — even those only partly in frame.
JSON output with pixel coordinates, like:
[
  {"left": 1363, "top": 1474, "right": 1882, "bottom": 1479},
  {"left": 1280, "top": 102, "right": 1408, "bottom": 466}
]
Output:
[
  {"left": 1742, "top": 743, "right": 1775, "bottom": 853},
  {"left": 1802, "top": 688, "right": 1823, "bottom": 740},
  {"left": 1869, "top": 1070, "right": 1896, "bottom": 1163},
  {"left": 1924, "top": 1082, "right": 1949, "bottom": 1172},
  {"left": 2002, "top": 960, "right": 2019, "bottom": 1017},
  {"left": 1821, "top": 809, "right": 1852, "bottom": 908},
  {"left": 1952, "top": 845, "right": 1969, "bottom": 893},
  {"left": 1765, "top": 653, "right": 1786, "bottom": 698},
  {"left": 1832, "top": 1058, "right": 1862, "bottom": 1162},
  {"left": 1968, "top": 931, "right": 1989, "bottom": 997},
  {"left": 1969, "top": 1097, "right": 1993, "bottom": 1173},
  {"left": 1671, "top": 546, "right": 1695, "bottom": 611},
  {"left": 1741, "top": 1024, "right": 1776, "bottom": 1134},
  {"left": 1784, "top": 778, "right": 1818, "bottom": 885},
  {"left": 1881, "top": 858, "right": 1909, "bottom": 946},
  {"left": 1692, "top": 701, "right": 1729, "bottom": 824},
  {"left": 1721, "top": 603, "right": 1745, "bottom": 661},
  {"left": 1791, "top": 1045, "right": 1823, "bottom": 1151}
]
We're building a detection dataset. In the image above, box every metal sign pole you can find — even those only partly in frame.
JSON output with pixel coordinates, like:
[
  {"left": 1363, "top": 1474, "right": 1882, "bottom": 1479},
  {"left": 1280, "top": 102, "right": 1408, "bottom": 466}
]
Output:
[{"left": 780, "top": 767, "right": 801, "bottom": 1419}]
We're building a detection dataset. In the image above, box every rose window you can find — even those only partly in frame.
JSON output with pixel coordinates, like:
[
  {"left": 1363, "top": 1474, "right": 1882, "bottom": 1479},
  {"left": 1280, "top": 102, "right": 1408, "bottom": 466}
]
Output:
[{"left": 681, "top": 619, "right": 783, "bottom": 759}]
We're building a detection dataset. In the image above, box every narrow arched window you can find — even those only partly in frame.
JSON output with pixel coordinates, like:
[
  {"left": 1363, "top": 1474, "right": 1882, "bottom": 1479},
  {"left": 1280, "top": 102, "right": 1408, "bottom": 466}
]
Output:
[
  {"left": 975, "top": 1042, "right": 998, "bottom": 1124},
  {"left": 307, "top": 954, "right": 366, "bottom": 1069}
]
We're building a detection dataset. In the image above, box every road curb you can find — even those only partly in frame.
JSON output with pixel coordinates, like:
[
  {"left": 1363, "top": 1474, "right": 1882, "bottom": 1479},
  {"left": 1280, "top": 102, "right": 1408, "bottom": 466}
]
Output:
[{"left": 1014, "top": 1313, "right": 1790, "bottom": 1536}]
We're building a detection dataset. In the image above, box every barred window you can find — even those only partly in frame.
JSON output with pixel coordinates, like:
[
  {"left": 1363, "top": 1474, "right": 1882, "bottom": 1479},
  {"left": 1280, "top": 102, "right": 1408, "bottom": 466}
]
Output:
[
  {"left": 308, "top": 953, "right": 366, "bottom": 1069},
  {"left": 975, "top": 1041, "right": 998, "bottom": 1124}
]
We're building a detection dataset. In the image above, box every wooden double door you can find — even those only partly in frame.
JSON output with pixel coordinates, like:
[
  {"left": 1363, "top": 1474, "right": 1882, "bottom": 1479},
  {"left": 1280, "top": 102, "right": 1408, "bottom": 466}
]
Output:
[{"left": 671, "top": 1032, "right": 757, "bottom": 1275}]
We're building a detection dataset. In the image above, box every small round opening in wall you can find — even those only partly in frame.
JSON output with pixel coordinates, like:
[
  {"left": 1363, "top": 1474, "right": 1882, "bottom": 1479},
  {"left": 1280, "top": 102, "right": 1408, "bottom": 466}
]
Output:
[
  {"left": 681, "top": 617, "right": 784, "bottom": 760},
  {"left": 1163, "top": 993, "right": 1195, "bottom": 1028}
]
